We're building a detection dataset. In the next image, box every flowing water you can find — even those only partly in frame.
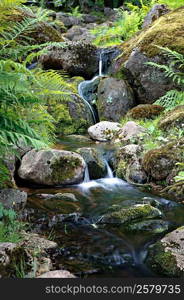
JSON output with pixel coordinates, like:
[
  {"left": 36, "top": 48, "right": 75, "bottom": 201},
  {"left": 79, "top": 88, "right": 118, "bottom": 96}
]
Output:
[{"left": 22, "top": 136, "right": 184, "bottom": 278}]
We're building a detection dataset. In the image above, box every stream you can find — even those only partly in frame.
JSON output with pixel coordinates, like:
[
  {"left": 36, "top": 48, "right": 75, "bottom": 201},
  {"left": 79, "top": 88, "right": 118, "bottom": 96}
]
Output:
[
  {"left": 19, "top": 48, "right": 184, "bottom": 278},
  {"left": 21, "top": 136, "right": 184, "bottom": 278}
]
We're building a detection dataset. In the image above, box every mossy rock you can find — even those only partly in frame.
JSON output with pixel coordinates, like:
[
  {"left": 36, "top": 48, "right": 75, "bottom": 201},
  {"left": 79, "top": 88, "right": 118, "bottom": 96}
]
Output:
[
  {"left": 120, "top": 7, "right": 184, "bottom": 60},
  {"left": 147, "top": 226, "right": 184, "bottom": 277},
  {"left": 143, "top": 139, "right": 184, "bottom": 181},
  {"left": 100, "top": 204, "right": 162, "bottom": 225},
  {"left": 127, "top": 104, "right": 164, "bottom": 120},
  {"left": 126, "top": 219, "right": 170, "bottom": 234},
  {"left": 158, "top": 105, "right": 184, "bottom": 130},
  {"left": 18, "top": 149, "right": 86, "bottom": 186}
]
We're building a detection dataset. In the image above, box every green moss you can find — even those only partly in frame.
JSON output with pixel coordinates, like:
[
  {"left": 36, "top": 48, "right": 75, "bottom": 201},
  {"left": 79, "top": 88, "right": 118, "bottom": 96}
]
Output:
[
  {"left": 149, "top": 243, "right": 180, "bottom": 277},
  {"left": 158, "top": 105, "right": 184, "bottom": 129},
  {"left": 127, "top": 104, "right": 164, "bottom": 120},
  {"left": 118, "top": 7, "right": 184, "bottom": 62},
  {"left": 49, "top": 156, "right": 82, "bottom": 183},
  {"left": 116, "top": 159, "right": 127, "bottom": 179}
]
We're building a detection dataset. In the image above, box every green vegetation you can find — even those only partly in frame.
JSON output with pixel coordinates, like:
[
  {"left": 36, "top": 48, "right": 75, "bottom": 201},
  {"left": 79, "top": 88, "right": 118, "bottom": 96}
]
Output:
[
  {"left": 148, "top": 47, "right": 184, "bottom": 110},
  {"left": 0, "top": 203, "right": 25, "bottom": 243}
]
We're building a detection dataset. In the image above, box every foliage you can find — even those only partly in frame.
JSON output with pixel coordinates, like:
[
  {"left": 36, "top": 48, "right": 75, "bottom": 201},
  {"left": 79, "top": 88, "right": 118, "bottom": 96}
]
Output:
[
  {"left": 174, "top": 163, "right": 184, "bottom": 182},
  {"left": 147, "top": 46, "right": 184, "bottom": 110},
  {"left": 0, "top": 202, "right": 25, "bottom": 243},
  {"left": 156, "top": 0, "right": 184, "bottom": 9},
  {"left": 91, "top": 9, "right": 142, "bottom": 47}
]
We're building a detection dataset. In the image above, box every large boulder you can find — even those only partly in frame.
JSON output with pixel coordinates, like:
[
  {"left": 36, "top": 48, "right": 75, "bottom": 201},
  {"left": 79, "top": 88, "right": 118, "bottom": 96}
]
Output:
[
  {"left": 64, "top": 24, "right": 96, "bottom": 43},
  {"left": 147, "top": 226, "right": 184, "bottom": 277},
  {"left": 40, "top": 42, "right": 99, "bottom": 79},
  {"left": 18, "top": 149, "right": 86, "bottom": 186},
  {"left": 111, "top": 7, "right": 184, "bottom": 104},
  {"left": 76, "top": 147, "right": 106, "bottom": 179},
  {"left": 97, "top": 77, "right": 136, "bottom": 122},
  {"left": 0, "top": 189, "right": 27, "bottom": 211},
  {"left": 88, "top": 121, "right": 121, "bottom": 142}
]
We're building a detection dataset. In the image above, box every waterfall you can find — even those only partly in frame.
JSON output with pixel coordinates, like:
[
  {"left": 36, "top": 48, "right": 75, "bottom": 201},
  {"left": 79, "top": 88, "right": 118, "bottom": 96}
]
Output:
[
  {"left": 105, "top": 160, "right": 114, "bottom": 178},
  {"left": 84, "top": 165, "right": 90, "bottom": 182},
  {"left": 99, "top": 52, "right": 103, "bottom": 77},
  {"left": 78, "top": 81, "right": 97, "bottom": 123}
]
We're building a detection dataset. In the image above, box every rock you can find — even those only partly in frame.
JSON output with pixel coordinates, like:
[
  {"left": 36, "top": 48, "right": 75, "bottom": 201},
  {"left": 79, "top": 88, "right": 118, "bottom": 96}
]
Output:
[
  {"left": 0, "top": 243, "right": 17, "bottom": 267},
  {"left": 147, "top": 226, "right": 184, "bottom": 277},
  {"left": 97, "top": 77, "right": 136, "bottom": 122},
  {"left": 143, "top": 139, "right": 184, "bottom": 181},
  {"left": 64, "top": 25, "right": 95, "bottom": 43},
  {"left": 126, "top": 219, "right": 170, "bottom": 233},
  {"left": 20, "top": 232, "right": 58, "bottom": 252},
  {"left": 111, "top": 8, "right": 184, "bottom": 104},
  {"left": 142, "top": 4, "right": 170, "bottom": 28},
  {"left": 88, "top": 121, "right": 121, "bottom": 142},
  {"left": 126, "top": 160, "right": 148, "bottom": 184},
  {"left": 100, "top": 204, "right": 162, "bottom": 224},
  {"left": 39, "top": 193, "right": 78, "bottom": 202},
  {"left": 158, "top": 105, "right": 184, "bottom": 130},
  {"left": 56, "top": 12, "right": 82, "bottom": 28},
  {"left": 76, "top": 147, "right": 106, "bottom": 179},
  {"left": 31, "top": 193, "right": 80, "bottom": 214},
  {"left": 114, "top": 121, "right": 146, "bottom": 143},
  {"left": 18, "top": 149, "right": 86, "bottom": 186},
  {"left": 37, "top": 270, "right": 76, "bottom": 278},
  {"left": 0, "top": 189, "right": 27, "bottom": 211},
  {"left": 40, "top": 42, "right": 99, "bottom": 79},
  {"left": 127, "top": 104, "right": 164, "bottom": 120}
]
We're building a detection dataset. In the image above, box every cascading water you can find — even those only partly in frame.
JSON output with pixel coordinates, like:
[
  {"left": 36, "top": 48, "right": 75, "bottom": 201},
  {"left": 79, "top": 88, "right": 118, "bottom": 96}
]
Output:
[{"left": 78, "top": 48, "right": 121, "bottom": 124}]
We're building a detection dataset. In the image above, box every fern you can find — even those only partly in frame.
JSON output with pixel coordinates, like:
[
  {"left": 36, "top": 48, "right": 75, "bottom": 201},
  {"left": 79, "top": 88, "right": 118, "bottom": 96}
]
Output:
[{"left": 147, "top": 46, "right": 184, "bottom": 110}]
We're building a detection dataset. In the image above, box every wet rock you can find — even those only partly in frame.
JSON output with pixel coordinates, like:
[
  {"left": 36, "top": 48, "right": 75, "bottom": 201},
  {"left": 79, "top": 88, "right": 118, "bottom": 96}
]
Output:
[
  {"left": 18, "top": 149, "right": 86, "bottom": 186},
  {"left": 77, "top": 147, "right": 106, "bottom": 179},
  {"left": 147, "top": 226, "right": 184, "bottom": 277},
  {"left": 114, "top": 121, "right": 146, "bottom": 144},
  {"left": 126, "top": 160, "right": 148, "bottom": 184},
  {"left": 97, "top": 77, "right": 136, "bottom": 122},
  {"left": 100, "top": 204, "right": 162, "bottom": 224},
  {"left": 142, "top": 4, "right": 170, "bottom": 29},
  {"left": 0, "top": 189, "right": 27, "bottom": 211},
  {"left": 37, "top": 270, "right": 76, "bottom": 278},
  {"left": 126, "top": 219, "right": 170, "bottom": 233},
  {"left": 88, "top": 121, "right": 121, "bottom": 142},
  {"left": 158, "top": 105, "right": 184, "bottom": 130},
  {"left": 40, "top": 42, "right": 99, "bottom": 79},
  {"left": 127, "top": 104, "right": 164, "bottom": 120},
  {"left": 38, "top": 193, "right": 78, "bottom": 202}
]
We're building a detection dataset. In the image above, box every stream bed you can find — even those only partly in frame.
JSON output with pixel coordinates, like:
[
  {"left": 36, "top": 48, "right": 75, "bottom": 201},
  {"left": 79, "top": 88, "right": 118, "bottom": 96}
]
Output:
[{"left": 20, "top": 136, "right": 184, "bottom": 278}]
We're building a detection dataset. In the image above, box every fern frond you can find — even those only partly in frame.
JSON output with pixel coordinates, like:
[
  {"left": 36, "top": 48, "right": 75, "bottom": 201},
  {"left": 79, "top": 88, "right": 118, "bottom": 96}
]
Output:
[{"left": 155, "top": 90, "right": 184, "bottom": 110}]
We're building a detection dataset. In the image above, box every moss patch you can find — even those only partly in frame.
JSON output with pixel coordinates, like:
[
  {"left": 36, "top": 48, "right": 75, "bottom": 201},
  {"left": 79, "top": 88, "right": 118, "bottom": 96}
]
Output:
[
  {"left": 118, "top": 7, "right": 184, "bottom": 62},
  {"left": 127, "top": 104, "right": 164, "bottom": 120},
  {"left": 158, "top": 105, "right": 184, "bottom": 130}
]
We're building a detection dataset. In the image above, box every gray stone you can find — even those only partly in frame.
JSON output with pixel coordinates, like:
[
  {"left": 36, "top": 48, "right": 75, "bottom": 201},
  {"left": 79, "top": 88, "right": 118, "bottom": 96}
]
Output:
[
  {"left": 114, "top": 121, "right": 146, "bottom": 143},
  {"left": 0, "top": 189, "right": 27, "bottom": 211},
  {"left": 37, "top": 270, "right": 76, "bottom": 278},
  {"left": 88, "top": 121, "right": 121, "bottom": 142},
  {"left": 97, "top": 77, "right": 135, "bottom": 122},
  {"left": 18, "top": 149, "right": 85, "bottom": 186}
]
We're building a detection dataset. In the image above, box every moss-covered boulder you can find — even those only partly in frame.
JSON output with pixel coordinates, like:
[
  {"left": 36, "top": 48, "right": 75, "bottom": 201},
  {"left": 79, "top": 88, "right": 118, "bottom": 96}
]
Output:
[
  {"left": 142, "top": 139, "right": 184, "bottom": 181},
  {"left": 158, "top": 105, "right": 184, "bottom": 130},
  {"left": 76, "top": 147, "right": 106, "bottom": 179},
  {"left": 18, "top": 149, "right": 86, "bottom": 186},
  {"left": 112, "top": 7, "right": 184, "bottom": 104},
  {"left": 147, "top": 226, "right": 184, "bottom": 277},
  {"left": 127, "top": 104, "right": 164, "bottom": 120},
  {"left": 97, "top": 77, "right": 136, "bottom": 122},
  {"left": 100, "top": 204, "right": 162, "bottom": 224},
  {"left": 126, "top": 219, "right": 170, "bottom": 234}
]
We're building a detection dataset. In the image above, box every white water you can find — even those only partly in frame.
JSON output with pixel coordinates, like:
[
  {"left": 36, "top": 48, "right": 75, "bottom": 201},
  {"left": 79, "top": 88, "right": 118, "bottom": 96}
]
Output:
[
  {"left": 105, "top": 160, "right": 114, "bottom": 178},
  {"left": 99, "top": 52, "right": 103, "bottom": 77}
]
